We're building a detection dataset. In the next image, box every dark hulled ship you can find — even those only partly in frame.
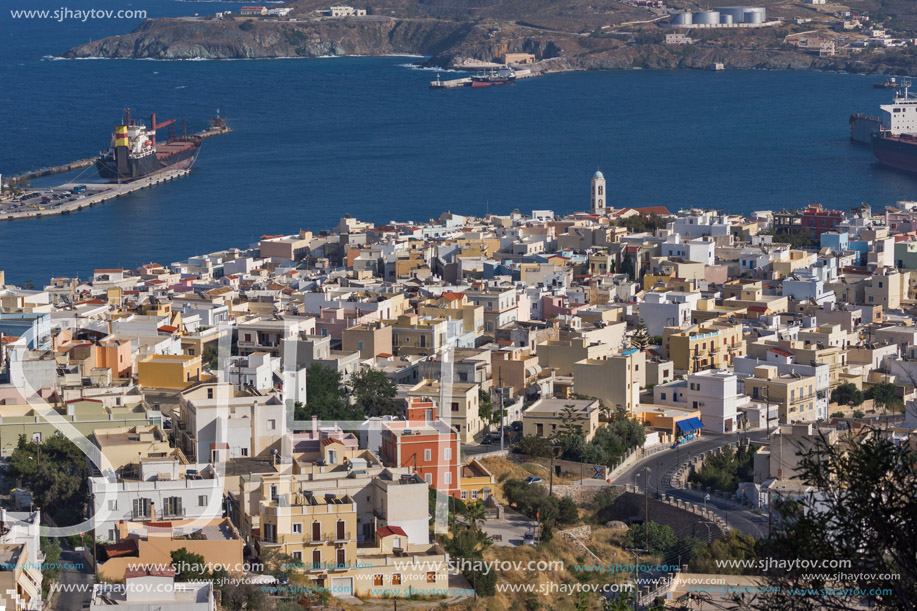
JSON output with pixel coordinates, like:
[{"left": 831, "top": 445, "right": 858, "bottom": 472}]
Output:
[
  {"left": 871, "top": 79, "right": 917, "bottom": 174},
  {"left": 96, "top": 109, "right": 202, "bottom": 182}
]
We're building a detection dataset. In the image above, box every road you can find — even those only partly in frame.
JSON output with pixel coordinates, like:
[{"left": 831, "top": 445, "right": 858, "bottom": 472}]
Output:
[
  {"left": 589, "top": 430, "right": 771, "bottom": 538},
  {"left": 51, "top": 548, "right": 95, "bottom": 610}
]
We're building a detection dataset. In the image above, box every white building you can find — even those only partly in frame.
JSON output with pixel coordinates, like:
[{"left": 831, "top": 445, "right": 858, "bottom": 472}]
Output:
[
  {"left": 654, "top": 369, "right": 742, "bottom": 433},
  {"left": 89, "top": 462, "right": 223, "bottom": 543},
  {"left": 90, "top": 568, "right": 215, "bottom": 610},
  {"left": 667, "top": 211, "right": 732, "bottom": 238},
  {"left": 733, "top": 355, "right": 830, "bottom": 421},
  {"left": 639, "top": 291, "right": 700, "bottom": 336},
  {"left": 661, "top": 234, "right": 715, "bottom": 266}
]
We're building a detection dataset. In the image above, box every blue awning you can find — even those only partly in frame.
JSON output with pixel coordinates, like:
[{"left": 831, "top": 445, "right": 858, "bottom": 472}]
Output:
[
  {"left": 686, "top": 417, "right": 704, "bottom": 430},
  {"left": 676, "top": 419, "right": 696, "bottom": 433}
]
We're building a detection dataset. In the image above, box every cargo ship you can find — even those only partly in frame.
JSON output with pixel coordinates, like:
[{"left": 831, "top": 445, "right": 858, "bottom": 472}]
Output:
[
  {"left": 874, "top": 76, "right": 900, "bottom": 89},
  {"left": 871, "top": 80, "right": 917, "bottom": 174},
  {"left": 471, "top": 69, "right": 516, "bottom": 88},
  {"left": 96, "top": 110, "right": 202, "bottom": 182}
]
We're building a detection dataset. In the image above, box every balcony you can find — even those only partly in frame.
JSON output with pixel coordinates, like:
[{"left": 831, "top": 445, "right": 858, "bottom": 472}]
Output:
[{"left": 324, "top": 531, "right": 352, "bottom": 543}]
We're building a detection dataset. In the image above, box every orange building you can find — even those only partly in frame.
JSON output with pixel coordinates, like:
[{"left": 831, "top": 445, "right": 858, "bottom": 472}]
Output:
[{"left": 380, "top": 419, "right": 459, "bottom": 498}]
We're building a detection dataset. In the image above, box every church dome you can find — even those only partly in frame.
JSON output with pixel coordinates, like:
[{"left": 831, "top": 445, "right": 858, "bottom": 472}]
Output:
[{"left": 593, "top": 170, "right": 604, "bottom": 179}]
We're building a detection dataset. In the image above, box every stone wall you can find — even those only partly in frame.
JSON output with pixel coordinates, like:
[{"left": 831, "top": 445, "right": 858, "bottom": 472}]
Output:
[{"left": 610, "top": 487, "right": 729, "bottom": 541}]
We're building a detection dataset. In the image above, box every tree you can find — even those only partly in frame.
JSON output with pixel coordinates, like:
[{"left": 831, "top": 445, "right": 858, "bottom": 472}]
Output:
[
  {"left": 515, "top": 435, "right": 554, "bottom": 458},
  {"left": 620, "top": 254, "right": 636, "bottom": 279},
  {"left": 866, "top": 382, "right": 902, "bottom": 419},
  {"left": 557, "top": 404, "right": 584, "bottom": 439},
  {"left": 349, "top": 366, "right": 398, "bottom": 417},
  {"left": 294, "top": 363, "right": 358, "bottom": 420},
  {"left": 739, "top": 427, "right": 917, "bottom": 610},
  {"left": 624, "top": 521, "right": 678, "bottom": 556},
  {"left": 630, "top": 320, "right": 650, "bottom": 350},
  {"left": 463, "top": 500, "right": 487, "bottom": 530},
  {"left": 557, "top": 496, "right": 579, "bottom": 525},
  {"left": 830, "top": 383, "right": 863, "bottom": 408},
  {"left": 8, "top": 434, "right": 90, "bottom": 525},
  {"left": 444, "top": 524, "right": 495, "bottom": 596},
  {"left": 688, "top": 531, "right": 759, "bottom": 574},
  {"left": 39, "top": 537, "right": 61, "bottom": 596},
  {"left": 478, "top": 389, "right": 500, "bottom": 427},
  {"left": 171, "top": 548, "right": 209, "bottom": 582},
  {"left": 202, "top": 343, "right": 219, "bottom": 370}
]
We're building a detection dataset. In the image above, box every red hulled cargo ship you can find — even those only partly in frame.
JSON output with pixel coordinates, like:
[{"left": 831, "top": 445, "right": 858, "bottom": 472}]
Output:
[
  {"left": 871, "top": 79, "right": 917, "bottom": 174},
  {"left": 96, "top": 109, "right": 202, "bottom": 182}
]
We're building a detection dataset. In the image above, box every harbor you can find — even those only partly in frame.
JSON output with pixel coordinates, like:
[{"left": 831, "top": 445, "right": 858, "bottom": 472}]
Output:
[
  {"left": 0, "top": 168, "right": 192, "bottom": 222},
  {"left": 2, "top": 119, "right": 230, "bottom": 187}
]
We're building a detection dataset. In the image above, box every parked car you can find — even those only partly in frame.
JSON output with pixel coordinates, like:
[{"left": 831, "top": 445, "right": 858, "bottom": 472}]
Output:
[
  {"left": 482, "top": 434, "right": 496, "bottom": 445},
  {"left": 524, "top": 475, "right": 543, "bottom": 485},
  {"left": 511, "top": 421, "right": 523, "bottom": 432},
  {"left": 523, "top": 531, "right": 536, "bottom": 545}
]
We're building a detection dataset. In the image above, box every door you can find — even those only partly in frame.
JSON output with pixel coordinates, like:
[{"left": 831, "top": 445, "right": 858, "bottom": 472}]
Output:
[
  {"left": 330, "top": 577, "right": 353, "bottom": 597},
  {"left": 312, "top": 521, "right": 321, "bottom": 542},
  {"left": 336, "top": 520, "right": 345, "bottom": 540}
]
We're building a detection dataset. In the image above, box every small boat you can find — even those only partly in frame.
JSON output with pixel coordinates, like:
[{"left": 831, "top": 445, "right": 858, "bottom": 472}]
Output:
[
  {"left": 874, "top": 77, "right": 899, "bottom": 89},
  {"left": 471, "top": 68, "right": 516, "bottom": 88}
]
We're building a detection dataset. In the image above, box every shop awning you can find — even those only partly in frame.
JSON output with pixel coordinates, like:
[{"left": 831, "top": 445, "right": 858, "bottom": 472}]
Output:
[
  {"left": 676, "top": 419, "right": 696, "bottom": 433},
  {"left": 686, "top": 417, "right": 704, "bottom": 430}
]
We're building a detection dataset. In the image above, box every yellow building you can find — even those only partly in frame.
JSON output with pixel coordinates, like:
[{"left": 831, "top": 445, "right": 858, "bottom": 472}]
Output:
[
  {"left": 664, "top": 321, "right": 745, "bottom": 373},
  {"left": 390, "top": 314, "right": 447, "bottom": 357},
  {"left": 138, "top": 354, "right": 203, "bottom": 389},
  {"left": 523, "top": 398, "right": 601, "bottom": 442},
  {"left": 459, "top": 459, "right": 495, "bottom": 502},
  {"left": 417, "top": 293, "right": 484, "bottom": 337},
  {"left": 743, "top": 365, "right": 818, "bottom": 424},
  {"left": 573, "top": 349, "right": 645, "bottom": 413},
  {"left": 0, "top": 544, "right": 40, "bottom": 611},
  {"left": 407, "top": 379, "right": 482, "bottom": 442}
]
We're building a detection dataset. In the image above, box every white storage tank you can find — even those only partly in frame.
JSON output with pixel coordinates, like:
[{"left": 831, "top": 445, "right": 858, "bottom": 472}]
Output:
[
  {"left": 670, "top": 12, "right": 693, "bottom": 25},
  {"left": 744, "top": 7, "right": 766, "bottom": 23},
  {"left": 720, "top": 13, "right": 734, "bottom": 25},
  {"left": 716, "top": 7, "right": 747, "bottom": 23},
  {"left": 693, "top": 10, "right": 721, "bottom": 25}
]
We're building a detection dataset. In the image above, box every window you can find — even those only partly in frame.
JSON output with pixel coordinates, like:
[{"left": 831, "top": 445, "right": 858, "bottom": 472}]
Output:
[
  {"left": 660, "top": 393, "right": 667, "bottom": 400},
  {"left": 270, "top": 485, "right": 279, "bottom": 501},
  {"left": 392, "top": 573, "right": 402, "bottom": 585},
  {"left": 444, "top": 472, "right": 452, "bottom": 485},
  {"left": 32, "top": 432, "right": 41, "bottom": 443},
  {"left": 337, "top": 548, "right": 346, "bottom": 567},
  {"left": 293, "top": 523, "right": 303, "bottom": 534},
  {"left": 444, "top": 448, "right": 452, "bottom": 460},
  {"left": 132, "top": 498, "right": 151, "bottom": 519},
  {"left": 424, "top": 449, "right": 432, "bottom": 461},
  {"left": 312, "top": 522, "right": 321, "bottom": 541},
  {"left": 108, "top": 500, "right": 118, "bottom": 511},
  {"left": 312, "top": 549, "right": 321, "bottom": 570},
  {"left": 374, "top": 575, "right": 384, "bottom": 586},
  {"left": 427, "top": 572, "right": 436, "bottom": 583},
  {"left": 268, "top": 419, "right": 276, "bottom": 430},
  {"left": 292, "top": 551, "right": 302, "bottom": 561},
  {"left": 207, "top": 388, "right": 214, "bottom": 399},
  {"left": 425, "top": 473, "right": 432, "bottom": 485},
  {"left": 241, "top": 448, "right": 249, "bottom": 457},
  {"left": 451, "top": 402, "right": 459, "bottom": 412},
  {"left": 357, "top": 341, "right": 364, "bottom": 351},
  {"left": 321, "top": 328, "right": 328, "bottom": 336},
  {"left": 198, "top": 495, "right": 208, "bottom": 507},
  {"left": 460, "top": 491, "right": 467, "bottom": 500},
  {"left": 163, "top": 496, "right": 183, "bottom": 517},
  {"left": 470, "top": 490, "right": 478, "bottom": 500}
]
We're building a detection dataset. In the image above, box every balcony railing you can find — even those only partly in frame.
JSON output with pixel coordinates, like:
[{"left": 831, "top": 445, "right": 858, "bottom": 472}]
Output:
[{"left": 324, "top": 531, "right": 352, "bottom": 542}]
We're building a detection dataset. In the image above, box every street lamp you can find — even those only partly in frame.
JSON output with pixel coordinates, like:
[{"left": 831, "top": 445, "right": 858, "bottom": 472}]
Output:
[{"left": 704, "top": 493, "right": 710, "bottom": 514}]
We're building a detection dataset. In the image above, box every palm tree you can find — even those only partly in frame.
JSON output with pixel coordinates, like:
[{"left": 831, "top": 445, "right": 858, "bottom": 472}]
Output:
[{"left": 464, "top": 500, "right": 487, "bottom": 530}]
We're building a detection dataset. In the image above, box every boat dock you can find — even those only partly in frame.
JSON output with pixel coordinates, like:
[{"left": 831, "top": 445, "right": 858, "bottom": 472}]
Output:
[
  {"left": 429, "top": 69, "right": 540, "bottom": 90},
  {"left": 4, "top": 123, "right": 231, "bottom": 186},
  {"left": 430, "top": 75, "right": 472, "bottom": 89},
  {"left": 0, "top": 168, "right": 191, "bottom": 222}
]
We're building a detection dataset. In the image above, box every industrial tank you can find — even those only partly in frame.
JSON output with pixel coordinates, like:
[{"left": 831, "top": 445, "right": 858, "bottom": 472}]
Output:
[
  {"left": 716, "top": 7, "right": 747, "bottom": 23},
  {"left": 670, "top": 12, "right": 693, "bottom": 25},
  {"left": 693, "top": 11, "right": 721, "bottom": 25},
  {"left": 720, "top": 14, "right": 734, "bottom": 25},
  {"left": 743, "top": 7, "right": 766, "bottom": 23}
]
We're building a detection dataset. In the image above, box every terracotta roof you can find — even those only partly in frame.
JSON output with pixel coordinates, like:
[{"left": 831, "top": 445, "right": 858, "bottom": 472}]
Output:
[
  {"left": 157, "top": 325, "right": 178, "bottom": 334},
  {"left": 320, "top": 438, "right": 344, "bottom": 447},
  {"left": 94, "top": 268, "right": 124, "bottom": 273},
  {"left": 748, "top": 305, "right": 768, "bottom": 312},
  {"left": 104, "top": 540, "right": 138, "bottom": 558},
  {"left": 124, "top": 565, "right": 175, "bottom": 579},
  {"left": 633, "top": 206, "right": 672, "bottom": 216},
  {"left": 376, "top": 525, "right": 407, "bottom": 538},
  {"left": 768, "top": 348, "right": 794, "bottom": 357},
  {"left": 441, "top": 291, "right": 464, "bottom": 301}
]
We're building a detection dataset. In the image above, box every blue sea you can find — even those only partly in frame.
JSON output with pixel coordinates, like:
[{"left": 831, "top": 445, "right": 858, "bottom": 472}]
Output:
[{"left": 0, "top": 0, "right": 915, "bottom": 285}]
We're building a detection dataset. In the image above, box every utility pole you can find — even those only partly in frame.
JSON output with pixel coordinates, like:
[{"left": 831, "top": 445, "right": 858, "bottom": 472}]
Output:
[{"left": 625, "top": 547, "right": 648, "bottom": 611}]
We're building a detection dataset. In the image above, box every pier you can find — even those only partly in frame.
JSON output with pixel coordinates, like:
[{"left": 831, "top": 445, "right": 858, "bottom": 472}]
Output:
[
  {"left": 3, "top": 124, "right": 231, "bottom": 185},
  {"left": 0, "top": 168, "right": 191, "bottom": 222}
]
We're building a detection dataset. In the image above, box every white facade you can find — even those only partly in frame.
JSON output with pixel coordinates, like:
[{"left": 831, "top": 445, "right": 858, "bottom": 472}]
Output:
[
  {"left": 661, "top": 234, "right": 715, "bottom": 265},
  {"left": 639, "top": 291, "right": 700, "bottom": 336},
  {"left": 682, "top": 370, "right": 741, "bottom": 434},
  {"left": 89, "top": 464, "right": 223, "bottom": 543}
]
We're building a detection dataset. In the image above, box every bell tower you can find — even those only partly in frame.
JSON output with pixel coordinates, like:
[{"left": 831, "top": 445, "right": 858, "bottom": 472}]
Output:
[{"left": 591, "top": 169, "right": 606, "bottom": 215}]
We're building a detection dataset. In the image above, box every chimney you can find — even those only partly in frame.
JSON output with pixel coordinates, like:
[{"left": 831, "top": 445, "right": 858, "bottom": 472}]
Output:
[
  {"left": 312, "top": 415, "right": 318, "bottom": 437},
  {"left": 149, "top": 502, "right": 156, "bottom": 522}
]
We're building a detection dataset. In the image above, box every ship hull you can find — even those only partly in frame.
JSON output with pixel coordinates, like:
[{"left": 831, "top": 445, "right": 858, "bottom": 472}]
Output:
[
  {"left": 471, "top": 80, "right": 513, "bottom": 87},
  {"left": 871, "top": 134, "right": 917, "bottom": 174},
  {"left": 96, "top": 139, "right": 201, "bottom": 182}
]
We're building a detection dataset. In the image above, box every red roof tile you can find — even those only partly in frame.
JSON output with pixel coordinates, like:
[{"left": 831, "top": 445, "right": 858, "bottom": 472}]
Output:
[{"left": 376, "top": 525, "right": 407, "bottom": 538}]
